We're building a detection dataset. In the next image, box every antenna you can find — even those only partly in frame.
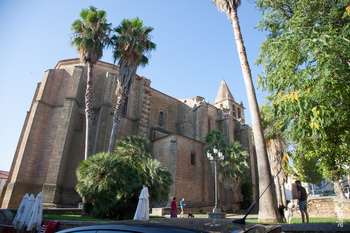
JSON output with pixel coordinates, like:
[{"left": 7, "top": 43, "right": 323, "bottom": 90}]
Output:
[{"left": 232, "top": 168, "right": 282, "bottom": 224}]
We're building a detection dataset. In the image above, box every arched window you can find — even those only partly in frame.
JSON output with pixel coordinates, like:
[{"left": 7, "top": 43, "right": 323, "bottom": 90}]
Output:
[
  {"left": 238, "top": 108, "right": 241, "bottom": 119},
  {"left": 159, "top": 111, "right": 164, "bottom": 127}
]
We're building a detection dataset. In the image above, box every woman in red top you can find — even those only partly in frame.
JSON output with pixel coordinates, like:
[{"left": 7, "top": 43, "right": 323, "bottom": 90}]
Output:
[{"left": 171, "top": 197, "right": 177, "bottom": 218}]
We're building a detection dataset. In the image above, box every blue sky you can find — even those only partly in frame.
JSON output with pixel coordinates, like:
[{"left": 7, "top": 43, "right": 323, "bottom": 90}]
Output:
[{"left": 0, "top": 0, "right": 267, "bottom": 172}]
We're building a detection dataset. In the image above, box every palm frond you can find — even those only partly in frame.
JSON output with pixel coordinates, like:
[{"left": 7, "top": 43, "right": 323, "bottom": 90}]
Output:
[
  {"left": 70, "top": 6, "right": 111, "bottom": 64},
  {"left": 204, "top": 129, "right": 228, "bottom": 152},
  {"left": 212, "top": 0, "right": 241, "bottom": 16},
  {"left": 111, "top": 17, "right": 156, "bottom": 67},
  {"left": 220, "top": 141, "right": 249, "bottom": 182}
]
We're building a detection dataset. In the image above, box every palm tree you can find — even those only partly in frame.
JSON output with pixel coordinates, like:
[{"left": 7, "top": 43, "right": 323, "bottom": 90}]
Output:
[
  {"left": 71, "top": 6, "right": 111, "bottom": 159},
  {"left": 76, "top": 152, "right": 142, "bottom": 219},
  {"left": 212, "top": 0, "right": 281, "bottom": 222},
  {"left": 114, "top": 135, "right": 152, "bottom": 159},
  {"left": 76, "top": 136, "right": 172, "bottom": 220},
  {"left": 204, "top": 129, "right": 228, "bottom": 152},
  {"left": 220, "top": 141, "right": 249, "bottom": 212},
  {"left": 108, "top": 18, "right": 156, "bottom": 153},
  {"left": 114, "top": 135, "right": 172, "bottom": 203}
]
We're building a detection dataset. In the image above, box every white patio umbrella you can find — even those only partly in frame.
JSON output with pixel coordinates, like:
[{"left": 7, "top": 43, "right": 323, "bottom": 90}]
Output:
[
  {"left": 27, "top": 192, "right": 43, "bottom": 231},
  {"left": 19, "top": 194, "right": 35, "bottom": 229},
  {"left": 13, "top": 193, "right": 29, "bottom": 229},
  {"left": 133, "top": 185, "right": 149, "bottom": 220}
]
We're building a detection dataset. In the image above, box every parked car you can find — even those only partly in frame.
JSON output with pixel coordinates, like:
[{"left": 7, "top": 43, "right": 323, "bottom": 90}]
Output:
[
  {"left": 56, "top": 218, "right": 282, "bottom": 233},
  {"left": 308, "top": 190, "right": 323, "bottom": 197},
  {"left": 321, "top": 190, "right": 336, "bottom": 196}
]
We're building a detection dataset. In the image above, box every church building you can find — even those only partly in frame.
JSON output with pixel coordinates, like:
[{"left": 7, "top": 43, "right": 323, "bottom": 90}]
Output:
[{"left": 1, "top": 59, "right": 258, "bottom": 210}]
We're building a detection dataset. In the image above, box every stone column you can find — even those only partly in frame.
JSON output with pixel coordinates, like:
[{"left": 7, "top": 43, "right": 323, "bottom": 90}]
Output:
[
  {"left": 42, "top": 66, "right": 85, "bottom": 205},
  {"left": 1, "top": 69, "right": 64, "bottom": 209},
  {"left": 138, "top": 78, "right": 152, "bottom": 137},
  {"left": 93, "top": 72, "right": 117, "bottom": 154}
]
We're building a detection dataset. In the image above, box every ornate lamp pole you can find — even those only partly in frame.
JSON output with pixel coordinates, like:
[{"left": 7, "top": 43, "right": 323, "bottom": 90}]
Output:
[{"left": 206, "top": 146, "right": 224, "bottom": 213}]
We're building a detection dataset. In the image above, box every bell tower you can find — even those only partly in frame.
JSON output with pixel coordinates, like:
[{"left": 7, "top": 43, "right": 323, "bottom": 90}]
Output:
[{"left": 213, "top": 79, "right": 245, "bottom": 123}]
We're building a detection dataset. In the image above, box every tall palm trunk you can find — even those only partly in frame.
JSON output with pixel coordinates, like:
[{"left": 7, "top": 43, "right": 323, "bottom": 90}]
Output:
[
  {"left": 226, "top": 189, "right": 232, "bottom": 212},
  {"left": 229, "top": 5, "right": 280, "bottom": 223},
  {"left": 108, "top": 87, "right": 127, "bottom": 153},
  {"left": 108, "top": 61, "right": 137, "bottom": 153},
  {"left": 223, "top": 180, "right": 233, "bottom": 212},
  {"left": 85, "top": 62, "right": 94, "bottom": 159}
]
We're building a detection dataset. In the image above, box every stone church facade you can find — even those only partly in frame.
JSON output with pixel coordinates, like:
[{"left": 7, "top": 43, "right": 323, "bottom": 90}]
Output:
[{"left": 1, "top": 58, "right": 258, "bottom": 209}]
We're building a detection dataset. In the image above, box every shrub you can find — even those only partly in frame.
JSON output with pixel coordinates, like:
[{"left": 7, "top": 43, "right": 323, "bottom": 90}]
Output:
[{"left": 241, "top": 181, "right": 253, "bottom": 209}]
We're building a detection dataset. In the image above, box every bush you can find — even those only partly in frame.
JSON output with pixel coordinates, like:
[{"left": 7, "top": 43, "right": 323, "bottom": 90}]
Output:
[
  {"left": 76, "top": 136, "right": 172, "bottom": 220},
  {"left": 241, "top": 181, "right": 253, "bottom": 209}
]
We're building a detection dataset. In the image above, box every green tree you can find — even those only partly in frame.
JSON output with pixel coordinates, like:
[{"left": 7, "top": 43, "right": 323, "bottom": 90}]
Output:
[
  {"left": 255, "top": 0, "right": 350, "bottom": 198},
  {"left": 220, "top": 141, "right": 249, "bottom": 212},
  {"left": 71, "top": 6, "right": 111, "bottom": 159},
  {"left": 76, "top": 136, "right": 172, "bottom": 220},
  {"left": 288, "top": 150, "right": 324, "bottom": 185},
  {"left": 108, "top": 18, "right": 156, "bottom": 153},
  {"left": 213, "top": 0, "right": 281, "bottom": 223}
]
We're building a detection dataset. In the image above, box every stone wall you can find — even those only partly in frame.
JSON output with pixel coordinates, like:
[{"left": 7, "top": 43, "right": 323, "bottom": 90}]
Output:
[
  {"left": 152, "top": 135, "right": 210, "bottom": 206},
  {"left": 1, "top": 58, "right": 256, "bottom": 211},
  {"left": 290, "top": 197, "right": 350, "bottom": 219},
  {"left": 152, "top": 197, "right": 350, "bottom": 219}
]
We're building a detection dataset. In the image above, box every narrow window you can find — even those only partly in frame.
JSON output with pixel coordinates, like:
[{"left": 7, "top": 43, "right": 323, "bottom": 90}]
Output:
[
  {"left": 232, "top": 105, "right": 236, "bottom": 117},
  {"left": 76, "top": 114, "right": 84, "bottom": 131},
  {"left": 122, "top": 97, "right": 128, "bottom": 116},
  {"left": 159, "top": 111, "right": 164, "bottom": 127},
  {"left": 238, "top": 108, "right": 241, "bottom": 118},
  {"left": 191, "top": 153, "right": 196, "bottom": 165},
  {"left": 208, "top": 117, "right": 212, "bottom": 133}
]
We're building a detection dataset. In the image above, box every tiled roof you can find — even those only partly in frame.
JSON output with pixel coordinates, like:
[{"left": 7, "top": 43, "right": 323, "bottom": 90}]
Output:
[{"left": 0, "top": 170, "right": 9, "bottom": 179}]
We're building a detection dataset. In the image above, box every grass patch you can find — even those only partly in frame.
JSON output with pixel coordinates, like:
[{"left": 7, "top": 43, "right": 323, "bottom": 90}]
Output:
[
  {"left": 42, "top": 214, "right": 348, "bottom": 224},
  {"left": 43, "top": 214, "right": 164, "bottom": 221},
  {"left": 43, "top": 215, "right": 107, "bottom": 221},
  {"left": 245, "top": 218, "right": 350, "bottom": 224}
]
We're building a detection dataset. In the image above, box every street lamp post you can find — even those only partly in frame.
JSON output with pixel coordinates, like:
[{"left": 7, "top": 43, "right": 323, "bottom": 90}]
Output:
[{"left": 206, "top": 146, "right": 224, "bottom": 213}]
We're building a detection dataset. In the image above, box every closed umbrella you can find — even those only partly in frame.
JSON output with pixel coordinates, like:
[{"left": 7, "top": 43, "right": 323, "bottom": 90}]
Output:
[
  {"left": 13, "top": 193, "right": 29, "bottom": 229},
  {"left": 133, "top": 185, "right": 149, "bottom": 220},
  {"left": 19, "top": 194, "right": 35, "bottom": 228},
  {"left": 27, "top": 192, "right": 43, "bottom": 231}
]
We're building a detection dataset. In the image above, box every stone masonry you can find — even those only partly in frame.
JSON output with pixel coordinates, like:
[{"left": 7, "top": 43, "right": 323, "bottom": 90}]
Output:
[{"left": 0, "top": 58, "right": 256, "bottom": 210}]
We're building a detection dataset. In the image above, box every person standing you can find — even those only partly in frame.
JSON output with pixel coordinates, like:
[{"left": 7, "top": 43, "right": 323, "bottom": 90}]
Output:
[
  {"left": 180, "top": 198, "right": 186, "bottom": 218},
  {"left": 295, "top": 180, "right": 309, "bottom": 223},
  {"left": 170, "top": 197, "right": 177, "bottom": 218}
]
